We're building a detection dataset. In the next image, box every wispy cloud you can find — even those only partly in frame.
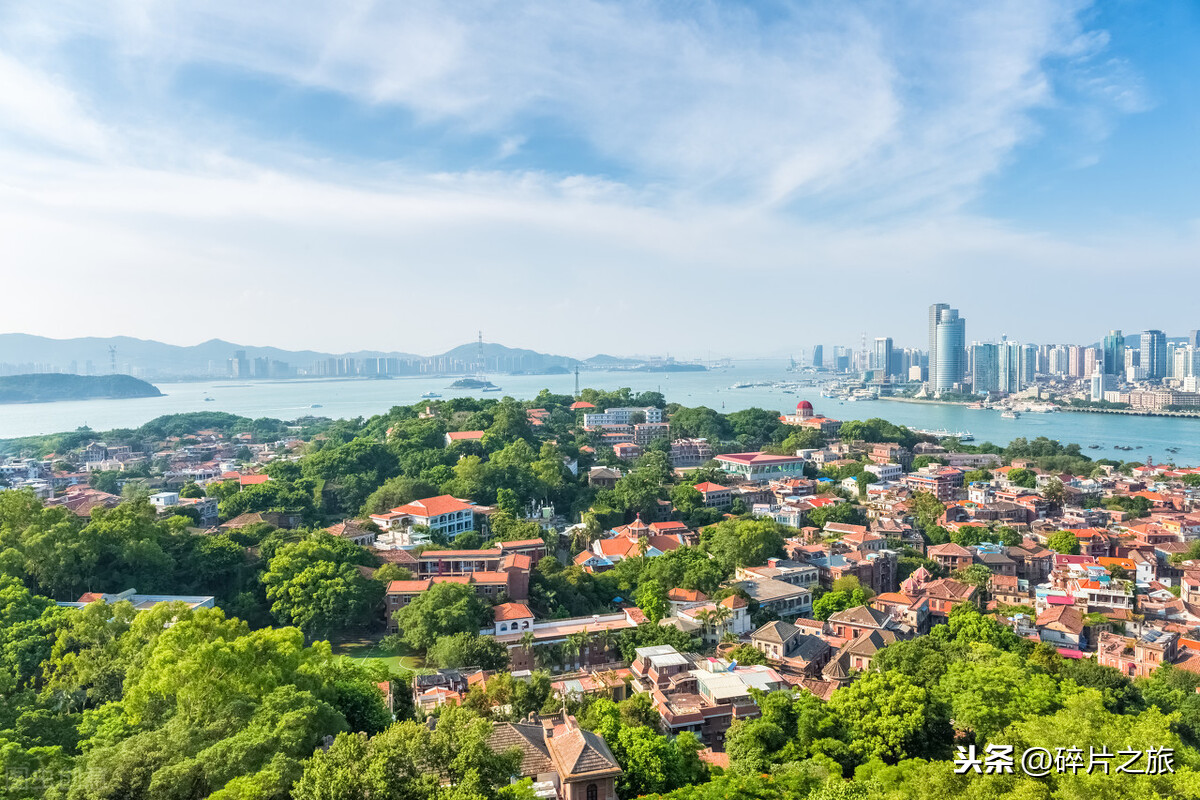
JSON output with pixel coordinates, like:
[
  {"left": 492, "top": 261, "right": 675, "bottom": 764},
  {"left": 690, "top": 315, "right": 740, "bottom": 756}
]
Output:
[{"left": 0, "top": 1, "right": 1181, "bottom": 356}]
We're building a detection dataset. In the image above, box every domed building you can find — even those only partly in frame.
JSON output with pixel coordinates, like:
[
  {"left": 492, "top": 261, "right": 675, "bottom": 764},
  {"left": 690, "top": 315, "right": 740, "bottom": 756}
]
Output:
[{"left": 780, "top": 401, "right": 842, "bottom": 436}]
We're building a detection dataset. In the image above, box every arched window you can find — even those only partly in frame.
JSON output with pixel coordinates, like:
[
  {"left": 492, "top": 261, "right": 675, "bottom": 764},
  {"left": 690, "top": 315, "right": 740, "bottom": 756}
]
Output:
[
  {"left": 586, "top": 784, "right": 598, "bottom": 800},
  {"left": 499, "top": 623, "right": 507, "bottom": 632}
]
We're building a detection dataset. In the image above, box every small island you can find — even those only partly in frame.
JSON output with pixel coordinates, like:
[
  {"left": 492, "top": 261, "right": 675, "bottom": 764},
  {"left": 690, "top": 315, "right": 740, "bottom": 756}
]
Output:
[
  {"left": 447, "top": 377, "right": 500, "bottom": 390},
  {"left": 0, "top": 374, "right": 163, "bottom": 404}
]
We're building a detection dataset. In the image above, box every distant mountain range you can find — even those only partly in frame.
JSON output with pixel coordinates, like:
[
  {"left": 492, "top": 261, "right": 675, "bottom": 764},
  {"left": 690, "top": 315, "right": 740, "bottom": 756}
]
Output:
[{"left": 0, "top": 334, "right": 697, "bottom": 379}]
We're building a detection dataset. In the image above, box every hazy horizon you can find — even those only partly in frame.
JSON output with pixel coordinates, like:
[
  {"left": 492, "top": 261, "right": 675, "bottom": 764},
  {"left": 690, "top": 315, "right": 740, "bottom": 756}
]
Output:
[{"left": 2, "top": 2, "right": 1198, "bottom": 356}]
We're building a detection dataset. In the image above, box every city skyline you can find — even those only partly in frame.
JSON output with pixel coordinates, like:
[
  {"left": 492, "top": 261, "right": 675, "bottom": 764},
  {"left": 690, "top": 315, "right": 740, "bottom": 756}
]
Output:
[
  {"left": 2, "top": 2, "right": 1199, "bottom": 356},
  {"left": 4, "top": 313, "right": 1200, "bottom": 369}
]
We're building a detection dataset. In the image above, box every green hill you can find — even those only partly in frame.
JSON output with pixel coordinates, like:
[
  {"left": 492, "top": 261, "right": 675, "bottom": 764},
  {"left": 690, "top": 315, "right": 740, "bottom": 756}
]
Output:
[{"left": 0, "top": 374, "right": 163, "bottom": 404}]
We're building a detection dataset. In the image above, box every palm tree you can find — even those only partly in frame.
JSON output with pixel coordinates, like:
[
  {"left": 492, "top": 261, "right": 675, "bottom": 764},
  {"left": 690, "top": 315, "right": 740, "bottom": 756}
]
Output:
[
  {"left": 711, "top": 603, "right": 733, "bottom": 629},
  {"left": 521, "top": 631, "right": 536, "bottom": 658},
  {"left": 564, "top": 633, "right": 585, "bottom": 669},
  {"left": 536, "top": 643, "right": 562, "bottom": 671},
  {"left": 595, "top": 628, "right": 615, "bottom": 660}
]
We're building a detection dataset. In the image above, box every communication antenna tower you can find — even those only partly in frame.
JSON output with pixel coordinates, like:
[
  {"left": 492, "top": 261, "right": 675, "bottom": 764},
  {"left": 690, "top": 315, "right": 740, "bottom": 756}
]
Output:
[{"left": 108, "top": 345, "right": 117, "bottom": 374}]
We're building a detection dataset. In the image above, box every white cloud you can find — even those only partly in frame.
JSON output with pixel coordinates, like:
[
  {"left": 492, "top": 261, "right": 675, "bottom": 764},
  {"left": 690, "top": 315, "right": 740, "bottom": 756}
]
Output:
[
  {"left": 0, "top": 1, "right": 1145, "bottom": 208},
  {"left": 0, "top": 1, "right": 1183, "bottom": 357},
  {"left": 0, "top": 51, "right": 108, "bottom": 156}
]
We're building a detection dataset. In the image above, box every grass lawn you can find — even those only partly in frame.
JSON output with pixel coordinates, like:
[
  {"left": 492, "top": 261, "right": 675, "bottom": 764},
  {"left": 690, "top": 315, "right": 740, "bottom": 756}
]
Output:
[{"left": 332, "top": 635, "right": 423, "bottom": 674}]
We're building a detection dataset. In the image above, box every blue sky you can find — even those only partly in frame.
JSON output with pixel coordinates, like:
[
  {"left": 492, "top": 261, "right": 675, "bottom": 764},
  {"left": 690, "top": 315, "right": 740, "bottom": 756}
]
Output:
[{"left": 0, "top": 1, "right": 1197, "bottom": 358}]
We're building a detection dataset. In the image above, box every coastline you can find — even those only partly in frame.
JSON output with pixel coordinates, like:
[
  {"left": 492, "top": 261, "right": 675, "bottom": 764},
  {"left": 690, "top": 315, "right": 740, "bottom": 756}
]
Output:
[{"left": 877, "top": 394, "right": 1200, "bottom": 421}]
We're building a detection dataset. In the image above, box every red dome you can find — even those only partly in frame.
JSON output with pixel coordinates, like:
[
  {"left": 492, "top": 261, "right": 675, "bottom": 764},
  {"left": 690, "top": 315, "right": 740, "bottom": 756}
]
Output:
[{"left": 796, "top": 400, "right": 813, "bottom": 411}]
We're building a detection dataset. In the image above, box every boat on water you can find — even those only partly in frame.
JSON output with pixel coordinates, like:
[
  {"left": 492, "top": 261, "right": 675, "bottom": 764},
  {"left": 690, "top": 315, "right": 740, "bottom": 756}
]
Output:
[
  {"left": 421, "top": 392, "right": 442, "bottom": 399},
  {"left": 911, "top": 428, "right": 974, "bottom": 441},
  {"left": 482, "top": 386, "right": 502, "bottom": 392},
  {"left": 310, "top": 404, "right": 323, "bottom": 408},
  {"left": 203, "top": 397, "right": 215, "bottom": 402},
  {"left": 1001, "top": 410, "right": 1020, "bottom": 419}
]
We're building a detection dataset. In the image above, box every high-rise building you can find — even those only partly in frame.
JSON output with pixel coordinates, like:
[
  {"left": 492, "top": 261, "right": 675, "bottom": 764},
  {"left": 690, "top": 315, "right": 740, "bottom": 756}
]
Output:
[
  {"left": 1103, "top": 330, "right": 1125, "bottom": 375},
  {"left": 872, "top": 337, "right": 894, "bottom": 377},
  {"left": 1170, "top": 346, "right": 1200, "bottom": 380},
  {"left": 811, "top": 344, "right": 824, "bottom": 369},
  {"left": 934, "top": 308, "right": 965, "bottom": 392},
  {"left": 970, "top": 343, "right": 999, "bottom": 394},
  {"left": 1047, "top": 345, "right": 1068, "bottom": 376},
  {"left": 834, "top": 348, "right": 850, "bottom": 372},
  {"left": 1084, "top": 347, "right": 1098, "bottom": 378},
  {"left": 1141, "top": 330, "right": 1167, "bottom": 381},
  {"left": 995, "top": 340, "right": 1026, "bottom": 393},
  {"left": 1021, "top": 344, "right": 1038, "bottom": 383},
  {"left": 1091, "top": 372, "right": 1116, "bottom": 401},
  {"left": 1189, "top": 330, "right": 1200, "bottom": 349},
  {"left": 228, "top": 349, "right": 249, "bottom": 378},
  {"left": 1067, "top": 345, "right": 1084, "bottom": 378},
  {"left": 928, "top": 303, "right": 950, "bottom": 388}
]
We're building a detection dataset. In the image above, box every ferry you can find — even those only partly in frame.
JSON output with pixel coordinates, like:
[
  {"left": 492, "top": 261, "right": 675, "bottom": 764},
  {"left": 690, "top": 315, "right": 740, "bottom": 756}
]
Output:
[
  {"left": 421, "top": 392, "right": 442, "bottom": 399},
  {"left": 1000, "top": 409, "right": 1020, "bottom": 419},
  {"left": 482, "top": 386, "right": 502, "bottom": 392},
  {"left": 911, "top": 428, "right": 974, "bottom": 441}
]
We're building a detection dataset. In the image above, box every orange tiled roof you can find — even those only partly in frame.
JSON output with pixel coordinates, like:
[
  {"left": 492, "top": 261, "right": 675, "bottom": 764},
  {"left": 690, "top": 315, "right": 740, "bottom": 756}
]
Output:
[
  {"left": 391, "top": 495, "right": 476, "bottom": 518},
  {"left": 494, "top": 602, "right": 534, "bottom": 621}
]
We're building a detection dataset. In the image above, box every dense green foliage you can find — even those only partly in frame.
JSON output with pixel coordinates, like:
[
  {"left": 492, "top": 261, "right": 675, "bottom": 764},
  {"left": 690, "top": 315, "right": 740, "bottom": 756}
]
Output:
[
  {"left": 0, "top": 576, "right": 393, "bottom": 799},
  {"left": 700, "top": 605, "right": 1200, "bottom": 799},
  {"left": 0, "top": 373, "right": 162, "bottom": 404}
]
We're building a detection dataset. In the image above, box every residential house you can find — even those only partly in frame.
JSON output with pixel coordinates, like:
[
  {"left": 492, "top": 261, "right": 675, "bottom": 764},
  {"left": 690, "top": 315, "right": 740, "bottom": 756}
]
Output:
[
  {"left": 748, "top": 621, "right": 832, "bottom": 674},
  {"left": 488, "top": 715, "right": 622, "bottom": 800},
  {"left": 370, "top": 495, "right": 479, "bottom": 542},
  {"left": 445, "top": 431, "right": 486, "bottom": 447},
  {"left": 692, "top": 482, "right": 733, "bottom": 509},
  {"left": 1036, "top": 605, "right": 1086, "bottom": 650},
  {"left": 670, "top": 439, "right": 714, "bottom": 469},
  {"left": 926, "top": 542, "right": 974, "bottom": 573}
]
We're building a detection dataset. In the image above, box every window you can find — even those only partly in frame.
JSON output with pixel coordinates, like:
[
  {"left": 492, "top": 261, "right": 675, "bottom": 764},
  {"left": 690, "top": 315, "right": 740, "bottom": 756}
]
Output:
[{"left": 586, "top": 784, "right": 598, "bottom": 800}]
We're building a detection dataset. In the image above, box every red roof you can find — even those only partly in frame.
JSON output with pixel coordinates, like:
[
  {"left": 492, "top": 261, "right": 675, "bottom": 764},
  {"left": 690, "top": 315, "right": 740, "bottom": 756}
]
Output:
[
  {"left": 239, "top": 474, "right": 269, "bottom": 486},
  {"left": 494, "top": 602, "right": 534, "bottom": 621},
  {"left": 717, "top": 452, "right": 806, "bottom": 465},
  {"left": 446, "top": 431, "right": 486, "bottom": 441},
  {"left": 390, "top": 495, "right": 476, "bottom": 518},
  {"left": 387, "top": 580, "right": 433, "bottom": 594},
  {"left": 667, "top": 588, "right": 708, "bottom": 603},
  {"left": 569, "top": 401, "right": 596, "bottom": 410},
  {"left": 692, "top": 481, "right": 729, "bottom": 493},
  {"left": 796, "top": 400, "right": 813, "bottom": 411}
]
